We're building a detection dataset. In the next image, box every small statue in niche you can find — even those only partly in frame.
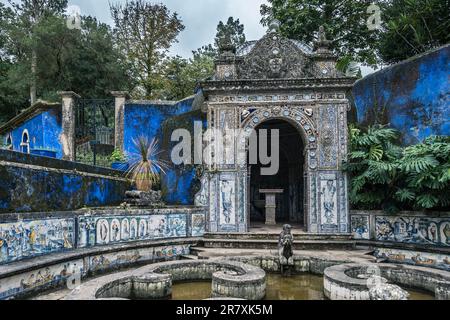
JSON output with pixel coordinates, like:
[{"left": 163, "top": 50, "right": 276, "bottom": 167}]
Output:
[{"left": 278, "top": 224, "right": 294, "bottom": 276}]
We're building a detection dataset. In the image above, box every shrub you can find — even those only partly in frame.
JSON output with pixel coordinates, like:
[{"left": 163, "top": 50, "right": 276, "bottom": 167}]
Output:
[{"left": 344, "top": 125, "right": 450, "bottom": 213}]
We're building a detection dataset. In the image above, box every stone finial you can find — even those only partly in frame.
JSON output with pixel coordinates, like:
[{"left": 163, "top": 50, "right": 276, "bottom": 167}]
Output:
[
  {"left": 268, "top": 19, "right": 281, "bottom": 33},
  {"left": 314, "top": 25, "right": 333, "bottom": 53},
  {"left": 218, "top": 33, "right": 236, "bottom": 58}
]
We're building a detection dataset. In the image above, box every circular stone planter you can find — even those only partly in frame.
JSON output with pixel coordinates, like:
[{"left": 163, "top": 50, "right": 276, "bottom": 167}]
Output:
[
  {"left": 63, "top": 259, "right": 266, "bottom": 300},
  {"left": 324, "top": 263, "right": 450, "bottom": 300}
]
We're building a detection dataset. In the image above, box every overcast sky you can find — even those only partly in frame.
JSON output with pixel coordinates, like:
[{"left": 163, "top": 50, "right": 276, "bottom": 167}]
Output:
[
  {"left": 2, "top": 0, "right": 376, "bottom": 75},
  {"left": 66, "top": 0, "right": 268, "bottom": 58}
]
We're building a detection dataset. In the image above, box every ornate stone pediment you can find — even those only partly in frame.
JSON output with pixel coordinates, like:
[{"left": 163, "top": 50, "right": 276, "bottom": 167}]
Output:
[{"left": 237, "top": 32, "right": 314, "bottom": 80}]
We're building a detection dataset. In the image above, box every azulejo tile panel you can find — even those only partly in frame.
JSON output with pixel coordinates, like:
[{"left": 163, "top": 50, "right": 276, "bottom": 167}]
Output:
[
  {"left": 376, "top": 216, "right": 450, "bottom": 247},
  {"left": 78, "top": 214, "right": 189, "bottom": 248},
  {"left": 0, "top": 210, "right": 206, "bottom": 265},
  {"left": 0, "top": 218, "right": 75, "bottom": 264},
  {"left": 351, "top": 215, "right": 370, "bottom": 240},
  {"left": 0, "top": 259, "right": 84, "bottom": 300}
]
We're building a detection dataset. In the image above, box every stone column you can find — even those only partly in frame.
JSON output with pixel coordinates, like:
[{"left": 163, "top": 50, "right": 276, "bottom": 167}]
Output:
[
  {"left": 111, "top": 91, "right": 129, "bottom": 151},
  {"left": 58, "top": 91, "right": 80, "bottom": 161}
]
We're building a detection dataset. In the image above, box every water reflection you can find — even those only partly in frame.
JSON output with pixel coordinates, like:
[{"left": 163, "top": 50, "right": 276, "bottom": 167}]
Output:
[{"left": 171, "top": 274, "right": 434, "bottom": 301}]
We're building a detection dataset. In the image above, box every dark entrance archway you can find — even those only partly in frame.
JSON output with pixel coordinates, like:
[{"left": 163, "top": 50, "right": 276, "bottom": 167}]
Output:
[{"left": 248, "top": 119, "right": 305, "bottom": 226}]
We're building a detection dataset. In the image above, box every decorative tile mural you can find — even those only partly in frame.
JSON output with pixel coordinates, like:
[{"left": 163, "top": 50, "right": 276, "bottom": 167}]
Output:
[
  {"left": 0, "top": 259, "right": 83, "bottom": 300},
  {"left": 351, "top": 215, "right": 370, "bottom": 240},
  {"left": 78, "top": 214, "right": 189, "bottom": 248},
  {"left": 0, "top": 244, "right": 191, "bottom": 299},
  {"left": 191, "top": 214, "right": 206, "bottom": 237},
  {"left": 376, "top": 216, "right": 450, "bottom": 247},
  {"left": 319, "top": 105, "right": 338, "bottom": 169},
  {"left": 374, "top": 248, "right": 449, "bottom": 271},
  {"left": 0, "top": 219, "right": 75, "bottom": 264},
  {"left": 88, "top": 244, "right": 191, "bottom": 273},
  {"left": 319, "top": 174, "right": 338, "bottom": 232},
  {"left": 219, "top": 178, "right": 236, "bottom": 228}
]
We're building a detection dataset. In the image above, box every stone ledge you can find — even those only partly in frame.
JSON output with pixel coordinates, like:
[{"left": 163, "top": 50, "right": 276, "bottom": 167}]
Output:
[{"left": 0, "top": 238, "right": 201, "bottom": 279}]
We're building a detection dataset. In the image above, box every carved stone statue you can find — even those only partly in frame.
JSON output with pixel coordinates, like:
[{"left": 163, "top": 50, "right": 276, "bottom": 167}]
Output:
[{"left": 278, "top": 224, "right": 294, "bottom": 276}]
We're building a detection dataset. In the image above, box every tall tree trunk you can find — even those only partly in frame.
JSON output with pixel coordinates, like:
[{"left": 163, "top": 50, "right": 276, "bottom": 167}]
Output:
[{"left": 30, "top": 48, "right": 37, "bottom": 105}]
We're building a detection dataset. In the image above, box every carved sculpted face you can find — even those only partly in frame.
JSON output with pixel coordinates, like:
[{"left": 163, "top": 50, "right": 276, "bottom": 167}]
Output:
[{"left": 269, "top": 57, "right": 283, "bottom": 77}]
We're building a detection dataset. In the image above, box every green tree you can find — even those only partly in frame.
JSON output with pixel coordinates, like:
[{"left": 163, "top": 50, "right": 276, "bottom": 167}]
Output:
[
  {"left": 110, "top": 0, "right": 185, "bottom": 99},
  {"left": 6, "top": 0, "right": 68, "bottom": 104},
  {"left": 58, "top": 16, "right": 132, "bottom": 99},
  {"left": 378, "top": 0, "right": 450, "bottom": 63},
  {"left": 163, "top": 52, "right": 214, "bottom": 100},
  {"left": 215, "top": 16, "right": 246, "bottom": 49},
  {"left": 0, "top": 2, "right": 131, "bottom": 124},
  {"left": 0, "top": 2, "right": 30, "bottom": 121},
  {"left": 260, "top": 0, "right": 383, "bottom": 68}
]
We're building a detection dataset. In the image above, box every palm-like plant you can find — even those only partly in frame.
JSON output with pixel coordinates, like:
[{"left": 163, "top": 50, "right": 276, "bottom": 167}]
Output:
[{"left": 126, "top": 136, "right": 168, "bottom": 192}]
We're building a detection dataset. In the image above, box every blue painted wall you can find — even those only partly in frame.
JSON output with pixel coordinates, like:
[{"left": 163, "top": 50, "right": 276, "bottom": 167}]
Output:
[
  {"left": 161, "top": 110, "right": 207, "bottom": 205},
  {"left": 123, "top": 97, "right": 194, "bottom": 157},
  {"left": 0, "top": 150, "right": 129, "bottom": 213},
  {"left": 5, "top": 109, "right": 63, "bottom": 158},
  {"left": 352, "top": 45, "right": 449, "bottom": 145}
]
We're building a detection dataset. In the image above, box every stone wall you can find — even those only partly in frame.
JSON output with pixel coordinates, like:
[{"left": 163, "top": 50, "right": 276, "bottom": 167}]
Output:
[
  {"left": 352, "top": 45, "right": 449, "bottom": 145},
  {"left": 0, "top": 149, "right": 130, "bottom": 213},
  {"left": 0, "top": 207, "right": 206, "bottom": 265}
]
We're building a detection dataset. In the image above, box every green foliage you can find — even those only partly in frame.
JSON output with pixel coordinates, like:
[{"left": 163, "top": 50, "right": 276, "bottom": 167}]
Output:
[
  {"left": 110, "top": 149, "right": 127, "bottom": 163},
  {"left": 110, "top": 0, "right": 185, "bottom": 100},
  {"left": 399, "top": 136, "right": 450, "bottom": 209},
  {"left": 344, "top": 125, "right": 402, "bottom": 212},
  {"left": 378, "top": 0, "right": 450, "bottom": 63},
  {"left": 215, "top": 17, "right": 246, "bottom": 49},
  {"left": 345, "top": 126, "right": 450, "bottom": 213},
  {"left": 260, "top": 0, "right": 450, "bottom": 66},
  {"left": 0, "top": 1, "right": 132, "bottom": 125},
  {"left": 260, "top": 0, "right": 383, "bottom": 67},
  {"left": 162, "top": 52, "right": 214, "bottom": 100}
]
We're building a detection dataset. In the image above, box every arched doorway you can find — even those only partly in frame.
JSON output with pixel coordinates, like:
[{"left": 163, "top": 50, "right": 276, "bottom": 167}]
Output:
[{"left": 248, "top": 119, "right": 305, "bottom": 227}]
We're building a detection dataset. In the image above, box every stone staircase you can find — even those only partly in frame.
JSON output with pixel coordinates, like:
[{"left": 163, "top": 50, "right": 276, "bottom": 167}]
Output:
[{"left": 199, "top": 232, "right": 356, "bottom": 251}]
